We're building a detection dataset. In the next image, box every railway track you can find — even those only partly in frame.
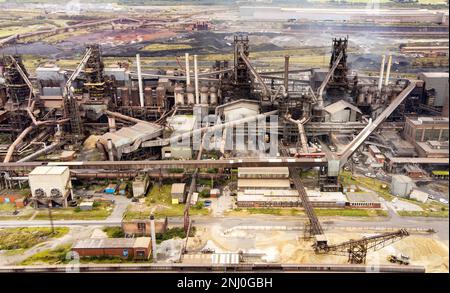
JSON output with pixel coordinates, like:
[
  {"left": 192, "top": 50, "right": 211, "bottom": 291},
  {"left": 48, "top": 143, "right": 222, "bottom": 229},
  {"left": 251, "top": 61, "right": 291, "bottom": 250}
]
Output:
[{"left": 0, "top": 263, "right": 425, "bottom": 273}]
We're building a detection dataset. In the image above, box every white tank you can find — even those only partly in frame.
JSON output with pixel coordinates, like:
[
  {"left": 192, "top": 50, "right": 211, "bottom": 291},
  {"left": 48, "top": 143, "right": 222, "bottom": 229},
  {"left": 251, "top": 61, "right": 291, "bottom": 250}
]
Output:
[
  {"left": 186, "top": 85, "right": 195, "bottom": 105},
  {"left": 200, "top": 86, "right": 209, "bottom": 104},
  {"left": 174, "top": 84, "right": 185, "bottom": 105},
  {"left": 209, "top": 86, "right": 218, "bottom": 105}
]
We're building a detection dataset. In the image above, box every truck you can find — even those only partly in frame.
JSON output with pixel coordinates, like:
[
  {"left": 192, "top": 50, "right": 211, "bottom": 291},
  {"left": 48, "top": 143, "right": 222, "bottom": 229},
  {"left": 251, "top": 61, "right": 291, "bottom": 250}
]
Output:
[{"left": 387, "top": 254, "right": 410, "bottom": 265}]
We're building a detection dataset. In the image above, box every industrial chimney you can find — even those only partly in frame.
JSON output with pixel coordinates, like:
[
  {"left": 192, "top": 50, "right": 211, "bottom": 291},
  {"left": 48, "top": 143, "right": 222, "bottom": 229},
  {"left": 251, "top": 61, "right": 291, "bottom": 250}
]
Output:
[{"left": 150, "top": 214, "right": 157, "bottom": 262}]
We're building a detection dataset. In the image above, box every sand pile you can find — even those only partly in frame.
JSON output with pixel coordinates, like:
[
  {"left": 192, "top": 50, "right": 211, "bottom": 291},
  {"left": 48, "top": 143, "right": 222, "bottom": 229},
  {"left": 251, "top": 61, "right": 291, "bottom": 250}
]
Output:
[
  {"left": 384, "top": 236, "right": 449, "bottom": 273},
  {"left": 83, "top": 135, "right": 101, "bottom": 150}
]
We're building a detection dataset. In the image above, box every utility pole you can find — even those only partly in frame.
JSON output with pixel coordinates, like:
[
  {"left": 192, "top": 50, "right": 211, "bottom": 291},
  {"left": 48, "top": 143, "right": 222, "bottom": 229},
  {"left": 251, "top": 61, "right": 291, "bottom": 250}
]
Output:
[{"left": 48, "top": 201, "right": 54, "bottom": 234}]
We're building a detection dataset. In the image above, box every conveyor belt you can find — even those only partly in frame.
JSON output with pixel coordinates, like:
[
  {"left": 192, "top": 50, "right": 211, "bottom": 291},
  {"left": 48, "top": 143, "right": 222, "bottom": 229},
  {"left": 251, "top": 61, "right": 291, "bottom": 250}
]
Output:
[{"left": 290, "top": 167, "right": 323, "bottom": 236}]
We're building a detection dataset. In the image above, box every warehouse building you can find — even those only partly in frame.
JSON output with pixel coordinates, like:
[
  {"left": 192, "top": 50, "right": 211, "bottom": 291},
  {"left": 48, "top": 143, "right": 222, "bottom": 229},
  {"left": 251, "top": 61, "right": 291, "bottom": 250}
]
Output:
[
  {"left": 72, "top": 237, "right": 152, "bottom": 260},
  {"left": 28, "top": 166, "right": 72, "bottom": 208},
  {"left": 403, "top": 116, "right": 449, "bottom": 144},
  {"left": 237, "top": 189, "right": 347, "bottom": 208},
  {"left": 418, "top": 72, "right": 449, "bottom": 108},
  {"left": 346, "top": 192, "right": 382, "bottom": 209}
]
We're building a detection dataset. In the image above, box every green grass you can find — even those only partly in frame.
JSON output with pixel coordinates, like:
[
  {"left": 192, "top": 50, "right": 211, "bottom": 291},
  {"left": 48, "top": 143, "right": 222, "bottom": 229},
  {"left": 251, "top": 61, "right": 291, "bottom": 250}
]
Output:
[
  {"left": 155, "top": 227, "right": 196, "bottom": 244},
  {"left": 102, "top": 227, "right": 125, "bottom": 238},
  {"left": 398, "top": 210, "right": 449, "bottom": 218},
  {"left": 124, "top": 184, "right": 209, "bottom": 220},
  {"left": 20, "top": 244, "right": 72, "bottom": 265},
  {"left": 0, "top": 227, "right": 69, "bottom": 250},
  {"left": 315, "top": 208, "right": 388, "bottom": 217},
  {"left": 33, "top": 202, "right": 112, "bottom": 220},
  {"left": 0, "top": 203, "right": 16, "bottom": 212},
  {"left": 226, "top": 208, "right": 304, "bottom": 216},
  {"left": 340, "top": 171, "right": 394, "bottom": 201},
  {"left": 227, "top": 207, "right": 387, "bottom": 217}
]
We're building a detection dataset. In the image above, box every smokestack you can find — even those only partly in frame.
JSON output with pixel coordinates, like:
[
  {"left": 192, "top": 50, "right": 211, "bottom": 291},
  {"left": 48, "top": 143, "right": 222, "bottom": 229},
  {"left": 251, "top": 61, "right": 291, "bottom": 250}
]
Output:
[
  {"left": 194, "top": 55, "right": 199, "bottom": 104},
  {"left": 107, "top": 139, "right": 114, "bottom": 161},
  {"left": 136, "top": 54, "right": 144, "bottom": 107},
  {"left": 150, "top": 214, "right": 157, "bottom": 262},
  {"left": 378, "top": 55, "right": 386, "bottom": 91},
  {"left": 384, "top": 55, "right": 392, "bottom": 86},
  {"left": 284, "top": 55, "right": 289, "bottom": 90},
  {"left": 185, "top": 53, "right": 190, "bottom": 85},
  {"left": 108, "top": 117, "right": 116, "bottom": 133}
]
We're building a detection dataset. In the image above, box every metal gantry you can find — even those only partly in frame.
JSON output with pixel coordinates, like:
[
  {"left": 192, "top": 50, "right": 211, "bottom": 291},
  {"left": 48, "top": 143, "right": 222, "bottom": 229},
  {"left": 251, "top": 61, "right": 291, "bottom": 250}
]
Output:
[{"left": 317, "top": 229, "right": 410, "bottom": 264}]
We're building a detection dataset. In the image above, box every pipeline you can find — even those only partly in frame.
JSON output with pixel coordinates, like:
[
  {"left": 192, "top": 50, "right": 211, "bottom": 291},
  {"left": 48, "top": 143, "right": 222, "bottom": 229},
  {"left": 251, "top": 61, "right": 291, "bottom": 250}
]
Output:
[
  {"left": 18, "top": 142, "right": 61, "bottom": 162},
  {"left": 285, "top": 115, "right": 310, "bottom": 153}
]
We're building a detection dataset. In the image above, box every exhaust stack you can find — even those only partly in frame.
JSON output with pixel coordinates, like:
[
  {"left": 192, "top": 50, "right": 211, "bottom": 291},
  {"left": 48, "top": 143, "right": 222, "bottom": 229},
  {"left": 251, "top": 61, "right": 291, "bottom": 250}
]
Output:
[
  {"left": 136, "top": 54, "right": 144, "bottom": 107},
  {"left": 194, "top": 55, "right": 199, "bottom": 104},
  {"left": 185, "top": 53, "right": 190, "bottom": 85},
  {"left": 378, "top": 55, "right": 386, "bottom": 91},
  {"left": 384, "top": 55, "right": 392, "bottom": 86},
  {"left": 150, "top": 214, "right": 157, "bottom": 262}
]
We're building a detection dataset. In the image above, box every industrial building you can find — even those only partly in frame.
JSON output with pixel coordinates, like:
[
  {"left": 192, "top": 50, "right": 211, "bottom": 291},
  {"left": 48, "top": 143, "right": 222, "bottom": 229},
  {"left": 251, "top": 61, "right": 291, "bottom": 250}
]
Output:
[
  {"left": 171, "top": 183, "right": 186, "bottom": 204},
  {"left": 391, "top": 175, "right": 414, "bottom": 198},
  {"left": 72, "top": 237, "right": 152, "bottom": 260},
  {"left": 345, "top": 192, "right": 382, "bottom": 209},
  {"left": 122, "top": 218, "right": 168, "bottom": 237},
  {"left": 28, "top": 166, "right": 72, "bottom": 208}
]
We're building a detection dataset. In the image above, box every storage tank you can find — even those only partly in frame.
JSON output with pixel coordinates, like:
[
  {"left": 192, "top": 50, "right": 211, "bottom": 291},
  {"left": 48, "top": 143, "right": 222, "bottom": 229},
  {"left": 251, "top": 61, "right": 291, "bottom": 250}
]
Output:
[
  {"left": 156, "top": 85, "right": 166, "bottom": 107},
  {"left": 144, "top": 87, "right": 152, "bottom": 107},
  {"left": 174, "top": 84, "right": 185, "bottom": 105},
  {"left": 200, "top": 86, "right": 209, "bottom": 104},
  {"left": 366, "top": 93, "right": 373, "bottom": 105},
  {"left": 357, "top": 93, "right": 365, "bottom": 104},
  {"left": 120, "top": 87, "right": 129, "bottom": 106},
  {"left": 186, "top": 84, "right": 195, "bottom": 105},
  {"left": 130, "top": 88, "right": 140, "bottom": 106},
  {"left": 391, "top": 175, "right": 413, "bottom": 198},
  {"left": 209, "top": 86, "right": 218, "bottom": 105}
]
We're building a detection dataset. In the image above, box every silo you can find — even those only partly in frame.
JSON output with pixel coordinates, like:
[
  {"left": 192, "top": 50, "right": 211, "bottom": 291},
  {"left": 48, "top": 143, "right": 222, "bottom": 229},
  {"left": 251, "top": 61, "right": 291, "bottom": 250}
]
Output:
[
  {"left": 131, "top": 88, "right": 140, "bottom": 106},
  {"left": 120, "top": 87, "right": 129, "bottom": 106},
  {"left": 366, "top": 93, "right": 373, "bottom": 105},
  {"left": 209, "top": 86, "right": 218, "bottom": 105},
  {"left": 200, "top": 86, "right": 209, "bottom": 104},
  {"left": 357, "top": 93, "right": 365, "bottom": 104},
  {"left": 174, "top": 84, "right": 185, "bottom": 105},
  {"left": 144, "top": 87, "right": 152, "bottom": 107},
  {"left": 391, "top": 175, "right": 413, "bottom": 198},
  {"left": 156, "top": 85, "right": 166, "bottom": 107},
  {"left": 186, "top": 84, "right": 195, "bottom": 105}
]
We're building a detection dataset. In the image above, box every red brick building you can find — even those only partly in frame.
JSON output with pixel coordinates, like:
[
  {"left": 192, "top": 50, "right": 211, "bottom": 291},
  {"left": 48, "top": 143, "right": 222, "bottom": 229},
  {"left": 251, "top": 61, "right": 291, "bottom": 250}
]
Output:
[{"left": 72, "top": 237, "right": 152, "bottom": 260}]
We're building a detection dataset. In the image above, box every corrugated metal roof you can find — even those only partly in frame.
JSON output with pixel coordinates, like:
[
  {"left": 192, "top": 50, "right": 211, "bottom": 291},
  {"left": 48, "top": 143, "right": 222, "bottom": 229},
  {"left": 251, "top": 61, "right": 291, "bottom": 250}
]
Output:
[
  {"left": 73, "top": 238, "right": 135, "bottom": 249},
  {"left": 346, "top": 192, "right": 380, "bottom": 203},
  {"left": 100, "top": 122, "right": 162, "bottom": 148},
  {"left": 324, "top": 100, "right": 362, "bottom": 115},
  {"left": 133, "top": 237, "right": 151, "bottom": 248},
  {"left": 29, "top": 166, "right": 68, "bottom": 175},
  {"left": 238, "top": 167, "right": 289, "bottom": 177},
  {"left": 237, "top": 179, "right": 291, "bottom": 189},
  {"left": 171, "top": 183, "right": 186, "bottom": 194}
]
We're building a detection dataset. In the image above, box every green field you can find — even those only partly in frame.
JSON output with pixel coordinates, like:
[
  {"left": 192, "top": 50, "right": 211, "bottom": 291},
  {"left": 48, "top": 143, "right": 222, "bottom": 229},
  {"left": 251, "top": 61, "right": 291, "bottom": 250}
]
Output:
[
  {"left": 0, "top": 227, "right": 69, "bottom": 250},
  {"left": 33, "top": 202, "right": 112, "bottom": 220},
  {"left": 123, "top": 184, "right": 209, "bottom": 220}
]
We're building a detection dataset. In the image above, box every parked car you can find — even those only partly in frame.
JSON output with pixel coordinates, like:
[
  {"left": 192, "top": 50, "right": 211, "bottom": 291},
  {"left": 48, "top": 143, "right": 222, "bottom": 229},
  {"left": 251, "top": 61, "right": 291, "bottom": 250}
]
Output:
[{"left": 204, "top": 200, "right": 212, "bottom": 207}]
